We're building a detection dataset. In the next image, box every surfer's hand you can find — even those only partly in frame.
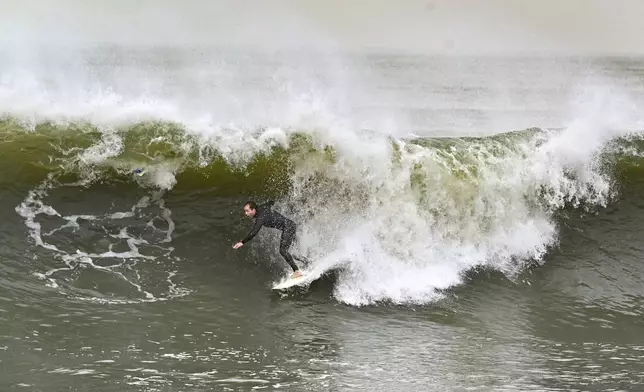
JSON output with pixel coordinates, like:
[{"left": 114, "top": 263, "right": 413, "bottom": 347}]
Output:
[{"left": 233, "top": 242, "right": 243, "bottom": 249}]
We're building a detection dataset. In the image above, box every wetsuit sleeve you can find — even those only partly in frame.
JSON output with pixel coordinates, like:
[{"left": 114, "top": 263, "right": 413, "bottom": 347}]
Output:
[{"left": 241, "top": 216, "right": 264, "bottom": 244}]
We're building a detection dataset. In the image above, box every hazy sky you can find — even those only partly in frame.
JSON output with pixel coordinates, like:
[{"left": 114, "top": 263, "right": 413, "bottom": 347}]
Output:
[{"left": 2, "top": 0, "right": 644, "bottom": 55}]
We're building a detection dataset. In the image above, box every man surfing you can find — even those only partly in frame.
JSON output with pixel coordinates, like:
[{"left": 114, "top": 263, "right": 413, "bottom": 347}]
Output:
[{"left": 233, "top": 200, "right": 304, "bottom": 279}]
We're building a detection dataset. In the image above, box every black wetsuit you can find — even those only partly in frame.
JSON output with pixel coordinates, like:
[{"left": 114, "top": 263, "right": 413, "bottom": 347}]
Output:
[{"left": 241, "top": 201, "right": 299, "bottom": 272}]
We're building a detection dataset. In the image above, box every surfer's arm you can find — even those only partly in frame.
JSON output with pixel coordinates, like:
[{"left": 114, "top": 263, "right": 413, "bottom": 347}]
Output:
[{"left": 241, "top": 218, "right": 264, "bottom": 244}]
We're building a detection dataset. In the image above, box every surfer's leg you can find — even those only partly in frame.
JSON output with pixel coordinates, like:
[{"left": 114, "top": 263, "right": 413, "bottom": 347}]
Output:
[
  {"left": 279, "top": 224, "right": 300, "bottom": 275},
  {"left": 292, "top": 254, "right": 312, "bottom": 265}
]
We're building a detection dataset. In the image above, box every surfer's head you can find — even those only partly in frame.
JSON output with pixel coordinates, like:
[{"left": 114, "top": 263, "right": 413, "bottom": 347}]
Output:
[{"left": 244, "top": 201, "right": 258, "bottom": 217}]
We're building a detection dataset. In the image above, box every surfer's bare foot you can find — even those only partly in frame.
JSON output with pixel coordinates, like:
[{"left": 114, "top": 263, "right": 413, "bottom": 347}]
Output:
[{"left": 291, "top": 270, "right": 303, "bottom": 279}]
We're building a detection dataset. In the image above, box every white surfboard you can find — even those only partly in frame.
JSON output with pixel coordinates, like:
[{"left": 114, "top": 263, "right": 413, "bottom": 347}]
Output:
[{"left": 271, "top": 272, "right": 317, "bottom": 290}]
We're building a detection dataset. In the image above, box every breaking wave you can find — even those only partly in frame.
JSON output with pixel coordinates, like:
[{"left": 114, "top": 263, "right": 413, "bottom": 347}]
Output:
[{"left": 4, "top": 116, "right": 643, "bottom": 305}]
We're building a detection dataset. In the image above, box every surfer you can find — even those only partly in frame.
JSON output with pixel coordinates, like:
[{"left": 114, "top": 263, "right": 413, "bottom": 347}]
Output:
[{"left": 233, "top": 200, "right": 304, "bottom": 279}]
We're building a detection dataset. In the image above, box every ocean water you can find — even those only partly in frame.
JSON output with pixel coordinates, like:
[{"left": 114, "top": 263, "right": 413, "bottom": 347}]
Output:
[{"left": 2, "top": 23, "right": 644, "bottom": 391}]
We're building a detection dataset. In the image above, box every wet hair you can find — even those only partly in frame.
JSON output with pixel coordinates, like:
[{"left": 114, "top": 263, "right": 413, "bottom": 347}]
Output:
[{"left": 244, "top": 201, "right": 257, "bottom": 210}]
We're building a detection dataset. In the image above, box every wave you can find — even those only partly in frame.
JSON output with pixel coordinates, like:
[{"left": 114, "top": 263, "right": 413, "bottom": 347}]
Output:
[
  {"left": 3, "top": 43, "right": 644, "bottom": 306},
  {"left": 4, "top": 117, "right": 644, "bottom": 305}
]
